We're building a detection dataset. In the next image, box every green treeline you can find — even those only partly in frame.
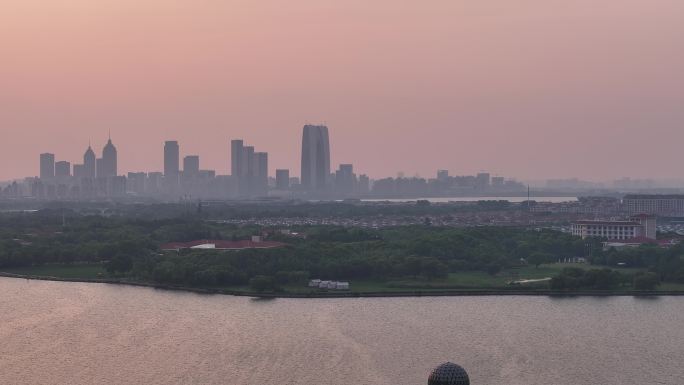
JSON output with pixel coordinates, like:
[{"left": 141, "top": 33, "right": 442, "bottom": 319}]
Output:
[{"left": 0, "top": 211, "right": 683, "bottom": 291}]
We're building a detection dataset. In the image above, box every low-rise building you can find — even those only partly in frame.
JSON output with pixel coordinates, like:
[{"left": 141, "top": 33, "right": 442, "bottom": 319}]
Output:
[
  {"left": 623, "top": 194, "right": 684, "bottom": 217},
  {"left": 160, "top": 239, "right": 286, "bottom": 251},
  {"left": 571, "top": 215, "right": 656, "bottom": 240}
]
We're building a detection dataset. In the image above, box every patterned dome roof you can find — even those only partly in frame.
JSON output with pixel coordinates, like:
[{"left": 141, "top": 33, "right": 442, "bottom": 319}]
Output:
[{"left": 427, "top": 362, "right": 470, "bottom": 385}]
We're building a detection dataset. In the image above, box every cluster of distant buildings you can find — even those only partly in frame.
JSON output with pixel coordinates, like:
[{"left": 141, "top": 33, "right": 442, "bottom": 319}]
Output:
[
  {"left": 532, "top": 195, "right": 684, "bottom": 218},
  {"left": 570, "top": 195, "right": 684, "bottom": 249},
  {"left": 371, "top": 171, "right": 525, "bottom": 197},
  {"left": 1, "top": 124, "right": 523, "bottom": 201}
]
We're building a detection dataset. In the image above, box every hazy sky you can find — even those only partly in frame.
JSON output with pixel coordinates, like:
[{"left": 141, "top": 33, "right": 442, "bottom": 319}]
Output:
[{"left": 2, "top": 0, "right": 683, "bottom": 181}]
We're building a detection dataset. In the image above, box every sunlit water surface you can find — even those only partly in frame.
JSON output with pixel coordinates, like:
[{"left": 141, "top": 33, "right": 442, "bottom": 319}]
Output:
[{"left": 0, "top": 278, "right": 682, "bottom": 385}]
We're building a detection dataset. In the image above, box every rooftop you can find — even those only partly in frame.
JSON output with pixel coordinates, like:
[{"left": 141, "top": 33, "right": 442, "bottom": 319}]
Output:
[
  {"left": 160, "top": 239, "right": 287, "bottom": 251},
  {"left": 574, "top": 220, "right": 640, "bottom": 226},
  {"left": 624, "top": 194, "right": 684, "bottom": 200}
]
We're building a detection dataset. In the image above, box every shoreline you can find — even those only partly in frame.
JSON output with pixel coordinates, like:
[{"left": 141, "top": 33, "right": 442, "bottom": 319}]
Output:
[{"left": 2, "top": 272, "right": 683, "bottom": 298}]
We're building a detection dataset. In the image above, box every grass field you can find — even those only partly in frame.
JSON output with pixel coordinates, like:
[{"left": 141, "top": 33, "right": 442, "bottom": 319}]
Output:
[
  {"left": 1, "top": 264, "right": 106, "bottom": 279},
  {"left": 3, "top": 263, "right": 682, "bottom": 293}
]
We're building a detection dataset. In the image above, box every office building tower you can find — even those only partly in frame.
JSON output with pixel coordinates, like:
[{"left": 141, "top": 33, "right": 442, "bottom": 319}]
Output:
[
  {"left": 83, "top": 145, "right": 96, "bottom": 178},
  {"left": 127, "top": 172, "right": 146, "bottom": 195},
  {"left": 231, "top": 140, "right": 244, "bottom": 177},
  {"left": 147, "top": 172, "right": 163, "bottom": 194},
  {"left": 437, "top": 170, "right": 449, "bottom": 181},
  {"left": 276, "top": 169, "right": 290, "bottom": 190},
  {"left": 301, "top": 124, "right": 330, "bottom": 190},
  {"left": 335, "top": 164, "right": 356, "bottom": 194},
  {"left": 358, "top": 174, "right": 370, "bottom": 194},
  {"left": 476, "top": 172, "right": 490, "bottom": 188},
  {"left": 253, "top": 152, "right": 268, "bottom": 191},
  {"left": 241, "top": 146, "right": 254, "bottom": 178},
  {"left": 96, "top": 158, "right": 103, "bottom": 178},
  {"left": 73, "top": 164, "right": 85, "bottom": 178},
  {"left": 164, "top": 140, "right": 180, "bottom": 181},
  {"left": 39, "top": 153, "right": 55, "bottom": 179},
  {"left": 99, "top": 137, "right": 118, "bottom": 177},
  {"left": 55, "top": 161, "right": 71, "bottom": 177},
  {"left": 183, "top": 156, "right": 200, "bottom": 177}
]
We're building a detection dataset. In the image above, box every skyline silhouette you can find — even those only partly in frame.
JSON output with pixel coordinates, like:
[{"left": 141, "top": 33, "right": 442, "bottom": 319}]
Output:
[{"left": 2, "top": 1, "right": 683, "bottom": 181}]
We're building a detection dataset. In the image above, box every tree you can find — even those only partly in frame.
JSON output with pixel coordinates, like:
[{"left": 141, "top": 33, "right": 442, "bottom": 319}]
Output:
[
  {"left": 527, "top": 252, "right": 551, "bottom": 268},
  {"left": 420, "top": 257, "right": 448, "bottom": 280},
  {"left": 633, "top": 272, "right": 660, "bottom": 290},
  {"left": 486, "top": 264, "right": 502, "bottom": 276},
  {"left": 106, "top": 253, "right": 133, "bottom": 274},
  {"left": 249, "top": 275, "right": 276, "bottom": 292}
]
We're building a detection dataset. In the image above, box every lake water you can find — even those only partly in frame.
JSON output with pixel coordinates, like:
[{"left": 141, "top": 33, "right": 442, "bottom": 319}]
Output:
[
  {"left": 361, "top": 196, "right": 577, "bottom": 203},
  {"left": 1, "top": 278, "right": 682, "bottom": 385}
]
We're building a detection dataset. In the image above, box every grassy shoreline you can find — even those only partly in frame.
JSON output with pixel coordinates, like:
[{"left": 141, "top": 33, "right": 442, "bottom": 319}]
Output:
[{"left": 2, "top": 264, "right": 684, "bottom": 298}]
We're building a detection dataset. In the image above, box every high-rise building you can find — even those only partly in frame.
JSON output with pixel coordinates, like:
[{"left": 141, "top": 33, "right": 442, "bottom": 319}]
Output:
[
  {"left": 164, "top": 140, "right": 180, "bottom": 180},
  {"left": 335, "top": 164, "right": 356, "bottom": 194},
  {"left": 183, "top": 156, "right": 200, "bottom": 177},
  {"left": 253, "top": 152, "right": 268, "bottom": 193},
  {"left": 437, "top": 170, "right": 449, "bottom": 181},
  {"left": 231, "top": 140, "right": 244, "bottom": 177},
  {"left": 358, "top": 174, "right": 370, "bottom": 194},
  {"left": 83, "top": 145, "right": 96, "bottom": 178},
  {"left": 55, "top": 161, "right": 71, "bottom": 177},
  {"left": 276, "top": 169, "right": 290, "bottom": 190},
  {"left": 241, "top": 146, "right": 254, "bottom": 178},
  {"left": 476, "top": 172, "right": 490, "bottom": 188},
  {"left": 99, "top": 137, "right": 118, "bottom": 177},
  {"left": 96, "top": 158, "right": 103, "bottom": 178},
  {"left": 39, "top": 153, "right": 55, "bottom": 179},
  {"left": 73, "top": 164, "right": 85, "bottom": 178},
  {"left": 127, "top": 172, "right": 147, "bottom": 195},
  {"left": 301, "top": 124, "right": 330, "bottom": 191}
]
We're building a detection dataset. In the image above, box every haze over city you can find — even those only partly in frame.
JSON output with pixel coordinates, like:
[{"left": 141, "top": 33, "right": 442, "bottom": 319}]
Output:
[{"left": 2, "top": 0, "right": 684, "bottom": 182}]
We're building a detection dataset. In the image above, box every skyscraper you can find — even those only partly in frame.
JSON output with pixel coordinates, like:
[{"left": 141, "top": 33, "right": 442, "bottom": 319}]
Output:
[
  {"left": 83, "top": 145, "right": 96, "bottom": 178},
  {"left": 276, "top": 169, "right": 290, "bottom": 190},
  {"left": 183, "top": 155, "right": 200, "bottom": 177},
  {"left": 241, "top": 146, "right": 254, "bottom": 178},
  {"left": 99, "top": 137, "right": 118, "bottom": 177},
  {"left": 253, "top": 152, "right": 268, "bottom": 193},
  {"left": 301, "top": 124, "right": 330, "bottom": 191},
  {"left": 164, "top": 141, "right": 180, "bottom": 178},
  {"left": 231, "top": 140, "right": 244, "bottom": 177},
  {"left": 164, "top": 141, "right": 180, "bottom": 191},
  {"left": 55, "top": 161, "right": 71, "bottom": 177},
  {"left": 39, "top": 153, "right": 55, "bottom": 179},
  {"left": 335, "top": 164, "right": 356, "bottom": 194}
]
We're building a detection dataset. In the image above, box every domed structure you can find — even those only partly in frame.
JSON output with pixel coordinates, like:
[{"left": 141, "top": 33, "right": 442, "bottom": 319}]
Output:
[
  {"left": 83, "top": 145, "right": 96, "bottom": 178},
  {"left": 428, "top": 362, "right": 470, "bottom": 385},
  {"left": 100, "top": 134, "right": 118, "bottom": 177}
]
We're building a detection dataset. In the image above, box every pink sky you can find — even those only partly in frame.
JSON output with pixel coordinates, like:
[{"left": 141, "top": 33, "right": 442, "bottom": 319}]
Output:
[{"left": 1, "top": 0, "right": 683, "bottom": 181}]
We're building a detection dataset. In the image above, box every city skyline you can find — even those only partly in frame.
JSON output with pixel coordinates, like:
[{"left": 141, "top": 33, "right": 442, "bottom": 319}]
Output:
[
  {"left": 2, "top": 1, "right": 684, "bottom": 182},
  {"left": 16, "top": 129, "right": 684, "bottom": 187}
]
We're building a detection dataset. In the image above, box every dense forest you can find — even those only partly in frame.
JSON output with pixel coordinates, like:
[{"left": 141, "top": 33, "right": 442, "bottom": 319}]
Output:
[{"left": 0, "top": 210, "right": 683, "bottom": 291}]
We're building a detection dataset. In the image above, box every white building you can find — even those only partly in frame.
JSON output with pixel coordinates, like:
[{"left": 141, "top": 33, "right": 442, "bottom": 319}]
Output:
[{"left": 571, "top": 215, "right": 656, "bottom": 240}]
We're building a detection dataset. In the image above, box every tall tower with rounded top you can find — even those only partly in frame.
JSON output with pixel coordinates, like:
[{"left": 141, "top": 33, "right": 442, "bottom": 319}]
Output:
[
  {"left": 100, "top": 135, "right": 118, "bottom": 177},
  {"left": 83, "top": 145, "right": 96, "bottom": 178}
]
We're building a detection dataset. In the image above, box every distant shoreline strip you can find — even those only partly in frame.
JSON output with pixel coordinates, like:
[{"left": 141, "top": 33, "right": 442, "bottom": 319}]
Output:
[{"left": 1, "top": 272, "right": 682, "bottom": 298}]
